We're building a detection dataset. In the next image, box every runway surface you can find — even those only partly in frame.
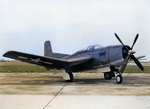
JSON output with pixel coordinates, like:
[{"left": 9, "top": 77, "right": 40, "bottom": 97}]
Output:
[{"left": 0, "top": 73, "right": 150, "bottom": 109}]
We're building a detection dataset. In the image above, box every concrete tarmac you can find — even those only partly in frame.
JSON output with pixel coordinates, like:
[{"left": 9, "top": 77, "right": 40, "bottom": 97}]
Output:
[
  {"left": 0, "top": 95, "right": 150, "bottom": 109},
  {"left": 0, "top": 73, "right": 150, "bottom": 109}
]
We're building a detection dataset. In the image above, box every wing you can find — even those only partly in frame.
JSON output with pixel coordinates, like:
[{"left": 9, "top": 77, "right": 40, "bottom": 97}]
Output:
[
  {"left": 3, "top": 51, "right": 94, "bottom": 69},
  {"left": 67, "top": 55, "right": 94, "bottom": 66},
  {"left": 3, "top": 51, "right": 69, "bottom": 69}
]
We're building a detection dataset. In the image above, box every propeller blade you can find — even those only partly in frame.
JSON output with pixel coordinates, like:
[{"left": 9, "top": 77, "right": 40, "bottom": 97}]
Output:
[
  {"left": 131, "top": 34, "right": 139, "bottom": 50},
  {"left": 119, "top": 55, "right": 130, "bottom": 73},
  {"left": 130, "top": 55, "right": 144, "bottom": 71},
  {"left": 114, "top": 33, "right": 125, "bottom": 46},
  {"left": 114, "top": 33, "right": 129, "bottom": 50}
]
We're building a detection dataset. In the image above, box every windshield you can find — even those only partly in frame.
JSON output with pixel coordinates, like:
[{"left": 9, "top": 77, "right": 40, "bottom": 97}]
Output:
[
  {"left": 71, "top": 44, "right": 103, "bottom": 56},
  {"left": 78, "top": 44, "right": 103, "bottom": 52}
]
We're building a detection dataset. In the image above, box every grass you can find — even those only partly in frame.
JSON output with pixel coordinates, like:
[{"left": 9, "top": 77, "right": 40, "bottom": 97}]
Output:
[
  {"left": 125, "top": 66, "right": 150, "bottom": 73},
  {"left": 0, "top": 61, "right": 61, "bottom": 73},
  {"left": 0, "top": 61, "right": 150, "bottom": 73},
  {"left": 0, "top": 66, "right": 48, "bottom": 72}
]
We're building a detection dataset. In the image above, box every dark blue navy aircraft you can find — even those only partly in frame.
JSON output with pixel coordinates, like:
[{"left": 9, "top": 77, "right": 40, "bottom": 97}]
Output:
[{"left": 3, "top": 33, "right": 145, "bottom": 83}]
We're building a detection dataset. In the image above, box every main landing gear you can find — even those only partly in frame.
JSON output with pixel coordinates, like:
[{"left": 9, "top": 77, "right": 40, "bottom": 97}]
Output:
[
  {"left": 114, "top": 71, "right": 123, "bottom": 84},
  {"left": 104, "top": 66, "right": 123, "bottom": 84},
  {"left": 104, "top": 72, "right": 112, "bottom": 80},
  {"left": 67, "top": 72, "right": 74, "bottom": 82},
  {"left": 62, "top": 70, "right": 74, "bottom": 82}
]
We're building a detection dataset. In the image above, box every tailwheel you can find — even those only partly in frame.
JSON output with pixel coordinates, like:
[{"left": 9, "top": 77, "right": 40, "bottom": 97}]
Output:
[
  {"left": 116, "top": 74, "right": 123, "bottom": 84},
  {"left": 67, "top": 72, "right": 74, "bottom": 82},
  {"left": 104, "top": 72, "right": 112, "bottom": 80}
]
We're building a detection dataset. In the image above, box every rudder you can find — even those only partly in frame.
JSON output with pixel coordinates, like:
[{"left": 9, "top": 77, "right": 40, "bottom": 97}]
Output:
[
  {"left": 44, "top": 40, "right": 70, "bottom": 58},
  {"left": 44, "top": 41, "right": 53, "bottom": 57}
]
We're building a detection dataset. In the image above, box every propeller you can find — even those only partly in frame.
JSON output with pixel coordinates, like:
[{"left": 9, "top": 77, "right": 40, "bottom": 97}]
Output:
[
  {"left": 131, "top": 34, "right": 139, "bottom": 50},
  {"left": 114, "top": 33, "right": 125, "bottom": 46},
  {"left": 114, "top": 33, "right": 144, "bottom": 72},
  {"left": 130, "top": 55, "right": 144, "bottom": 70}
]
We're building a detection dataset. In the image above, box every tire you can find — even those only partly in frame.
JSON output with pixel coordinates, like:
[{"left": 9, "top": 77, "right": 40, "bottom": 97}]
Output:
[
  {"left": 67, "top": 72, "right": 74, "bottom": 82},
  {"left": 104, "top": 72, "right": 112, "bottom": 80},
  {"left": 116, "top": 74, "right": 123, "bottom": 84}
]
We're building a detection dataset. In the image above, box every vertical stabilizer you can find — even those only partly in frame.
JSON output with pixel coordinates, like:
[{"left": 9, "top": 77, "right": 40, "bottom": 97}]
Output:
[
  {"left": 44, "top": 40, "right": 70, "bottom": 58},
  {"left": 44, "top": 41, "right": 53, "bottom": 57}
]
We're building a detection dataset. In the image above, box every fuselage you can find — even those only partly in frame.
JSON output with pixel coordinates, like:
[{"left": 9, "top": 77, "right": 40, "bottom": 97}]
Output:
[{"left": 65, "top": 45, "right": 125, "bottom": 72}]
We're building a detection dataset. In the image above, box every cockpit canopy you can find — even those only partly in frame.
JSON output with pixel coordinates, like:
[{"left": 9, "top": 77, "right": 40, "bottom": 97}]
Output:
[
  {"left": 71, "top": 44, "right": 103, "bottom": 57},
  {"left": 78, "top": 44, "right": 103, "bottom": 53}
]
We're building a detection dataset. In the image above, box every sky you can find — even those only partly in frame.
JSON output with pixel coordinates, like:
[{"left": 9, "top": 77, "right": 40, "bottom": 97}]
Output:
[{"left": 0, "top": 0, "right": 150, "bottom": 61}]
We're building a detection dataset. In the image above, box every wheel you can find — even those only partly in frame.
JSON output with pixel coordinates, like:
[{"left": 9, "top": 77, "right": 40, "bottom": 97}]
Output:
[
  {"left": 66, "top": 72, "right": 74, "bottom": 82},
  {"left": 104, "top": 72, "right": 112, "bottom": 80},
  {"left": 116, "top": 74, "right": 123, "bottom": 84}
]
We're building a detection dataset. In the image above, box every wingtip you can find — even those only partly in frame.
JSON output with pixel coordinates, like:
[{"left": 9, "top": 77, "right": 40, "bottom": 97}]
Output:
[
  {"left": 3, "top": 51, "right": 14, "bottom": 57},
  {"left": 3, "top": 51, "right": 9, "bottom": 57}
]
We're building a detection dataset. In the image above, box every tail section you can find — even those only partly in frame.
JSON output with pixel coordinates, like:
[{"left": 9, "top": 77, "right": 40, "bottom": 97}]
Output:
[
  {"left": 44, "top": 41, "right": 69, "bottom": 58},
  {"left": 44, "top": 41, "right": 53, "bottom": 57}
]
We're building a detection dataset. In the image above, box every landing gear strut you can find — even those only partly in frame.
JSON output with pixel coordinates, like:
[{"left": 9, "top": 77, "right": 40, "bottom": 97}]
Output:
[
  {"left": 104, "top": 66, "right": 123, "bottom": 84},
  {"left": 62, "top": 70, "right": 74, "bottom": 82},
  {"left": 67, "top": 72, "right": 74, "bottom": 82},
  {"left": 110, "top": 66, "right": 123, "bottom": 84}
]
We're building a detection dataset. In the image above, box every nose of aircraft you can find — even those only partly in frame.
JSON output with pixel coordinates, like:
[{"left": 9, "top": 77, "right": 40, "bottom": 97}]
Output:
[
  {"left": 128, "top": 50, "right": 136, "bottom": 55},
  {"left": 115, "top": 33, "right": 144, "bottom": 71}
]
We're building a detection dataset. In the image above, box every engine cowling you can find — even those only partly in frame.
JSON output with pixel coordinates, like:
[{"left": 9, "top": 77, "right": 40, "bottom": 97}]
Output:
[{"left": 108, "top": 45, "right": 124, "bottom": 67}]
